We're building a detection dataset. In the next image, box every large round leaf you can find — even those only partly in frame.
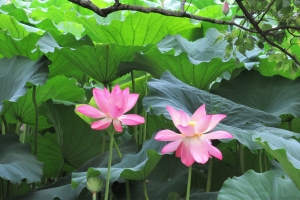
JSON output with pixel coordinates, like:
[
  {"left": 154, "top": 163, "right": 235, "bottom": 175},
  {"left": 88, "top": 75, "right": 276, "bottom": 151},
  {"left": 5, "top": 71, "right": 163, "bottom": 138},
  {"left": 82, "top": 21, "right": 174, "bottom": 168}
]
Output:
[
  {"left": 37, "top": 33, "right": 147, "bottom": 83},
  {"left": 254, "top": 131, "right": 300, "bottom": 190},
  {"left": 4, "top": 75, "right": 85, "bottom": 129},
  {"left": 0, "top": 134, "right": 43, "bottom": 183},
  {"left": 211, "top": 70, "right": 300, "bottom": 118},
  {"left": 143, "top": 71, "right": 280, "bottom": 127},
  {"left": 119, "top": 47, "right": 237, "bottom": 89},
  {"left": 32, "top": 8, "right": 200, "bottom": 45},
  {"left": 218, "top": 170, "right": 300, "bottom": 199},
  {"left": 37, "top": 101, "right": 104, "bottom": 177},
  {"left": 0, "top": 56, "right": 49, "bottom": 113}
]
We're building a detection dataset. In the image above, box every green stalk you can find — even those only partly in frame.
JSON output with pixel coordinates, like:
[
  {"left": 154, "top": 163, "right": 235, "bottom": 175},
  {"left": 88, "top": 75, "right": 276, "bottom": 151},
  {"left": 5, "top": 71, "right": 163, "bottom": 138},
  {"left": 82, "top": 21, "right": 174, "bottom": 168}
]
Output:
[
  {"left": 1, "top": 122, "right": 5, "bottom": 136},
  {"left": 239, "top": 143, "right": 245, "bottom": 174},
  {"left": 113, "top": 139, "right": 122, "bottom": 159},
  {"left": 130, "top": 71, "right": 138, "bottom": 143},
  {"left": 258, "top": 149, "right": 262, "bottom": 173},
  {"left": 206, "top": 159, "right": 213, "bottom": 192},
  {"left": 19, "top": 124, "right": 26, "bottom": 144},
  {"left": 2, "top": 116, "right": 8, "bottom": 135},
  {"left": 0, "top": 178, "right": 4, "bottom": 199},
  {"left": 92, "top": 192, "right": 97, "bottom": 200},
  {"left": 236, "top": 140, "right": 239, "bottom": 175},
  {"left": 56, "top": 162, "right": 65, "bottom": 179},
  {"left": 104, "top": 131, "right": 115, "bottom": 200},
  {"left": 15, "top": 120, "right": 21, "bottom": 135},
  {"left": 32, "top": 86, "right": 39, "bottom": 156},
  {"left": 186, "top": 166, "right": 192, "bottom": 200},
  {"left": 125, "top": 179, "right": 131, "bottom": 200},
  {"left": 142, "top": 109, "right": 147, "bottom": 142},
  {"left": 142, "top": 73, "right": 149, "bottom": 143},
  {"left": 143, "top": 181, "right": 149, "bottom": 200},
  {"left": 263, "top": 149, "right": 267, "bottom": 171}
]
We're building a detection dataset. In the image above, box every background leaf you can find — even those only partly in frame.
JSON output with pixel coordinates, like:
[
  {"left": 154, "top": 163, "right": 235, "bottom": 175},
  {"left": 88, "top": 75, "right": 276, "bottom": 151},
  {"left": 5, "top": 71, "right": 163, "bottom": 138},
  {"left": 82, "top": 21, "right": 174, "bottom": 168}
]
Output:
[
  {"left": 211, "top": 70, "right": 300, "bottom": 117},
  {"left": 0, "top": 134, "right": 43, "bottom": 183},
  {"left": 0, "top": 56, "right": 49, "bottom": 113},
  {"left": 218, "top": 170, "right": 300, "bottom": 199}
]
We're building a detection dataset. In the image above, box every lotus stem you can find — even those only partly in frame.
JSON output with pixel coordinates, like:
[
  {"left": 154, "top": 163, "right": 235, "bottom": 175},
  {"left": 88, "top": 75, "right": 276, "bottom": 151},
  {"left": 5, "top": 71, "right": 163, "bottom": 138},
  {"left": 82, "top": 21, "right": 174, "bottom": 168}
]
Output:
[
  {"left": 130, "top": 71, "right": 138, "bottom": 143},
  {"left": 104, "top": 131, "right": 115, "bottom": 200},
  {"left": 125, "top": 179, "right": 131, "bottom": 200},
  {"left": 32, "top": 86, "right": 39, "bottom": 156},
  {"left": 92, "top": 192, "right": 96, "bottom": 200},
  {"left": 206, "top": 159, "right": 213, "bottom": 192},
  {"left": 143, "top": 181, "right": 149, "bottom": 200},
  {"left": 239, "top": 143, "right": 245, "bottom": 174},
  {"left": 258, "top": 149, "right": 262, "bottom": 173},
  {"left": 2, "top": 115, "right": 8, "bottom": 135},
  {"left": 263, "top": 149, "right": 267, "bottom": 171},
  {"left": 113, "top": 139, "right": 122, "bottom": 159},
  {"left": 186, "top": 166, "right": 192, "bottom": 200},
  {"left": 15, "top": 120, "right": 21, "bottom": 135}
]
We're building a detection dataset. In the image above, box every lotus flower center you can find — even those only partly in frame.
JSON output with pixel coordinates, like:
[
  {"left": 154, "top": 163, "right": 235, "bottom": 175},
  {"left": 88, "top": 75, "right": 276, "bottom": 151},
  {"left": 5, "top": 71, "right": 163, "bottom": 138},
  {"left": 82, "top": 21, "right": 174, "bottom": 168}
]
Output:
[{"left": 188, "top": 120, "right": 196, "bottom": 126}]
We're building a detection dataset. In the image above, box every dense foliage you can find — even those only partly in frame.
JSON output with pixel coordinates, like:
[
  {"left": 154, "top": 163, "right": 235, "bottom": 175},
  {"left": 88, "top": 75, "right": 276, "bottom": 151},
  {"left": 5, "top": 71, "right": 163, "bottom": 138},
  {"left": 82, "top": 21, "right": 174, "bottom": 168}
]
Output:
[{"left": 1, "top": 0, "right": 300, "bottom": 199}]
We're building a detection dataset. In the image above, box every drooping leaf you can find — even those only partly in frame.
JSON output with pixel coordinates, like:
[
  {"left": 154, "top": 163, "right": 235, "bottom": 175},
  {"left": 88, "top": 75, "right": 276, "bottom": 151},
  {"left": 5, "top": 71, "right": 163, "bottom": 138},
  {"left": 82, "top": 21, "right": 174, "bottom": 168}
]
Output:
[
  {"left": 0, "top": 56, "right": 49, "bottom": 113},
  {"left": 129, "top": 154, "right": 188, "bottom": 199},
  {"left": 257, "top": 56, "right": 300, "bottom": 79},
  {"left": 218, "top": 170, "right": 300, "bottom": 199},
  {"left": 10, "top": 139, "right": 137, "bottom": 200},
  {"left": 157, "top": 29, "right": 261, "bottom": 69},
  {"left": 211, "top": 70, "right": 300, "bottom": 118},
  {"left": 254, "top": 131, "right": 300, "bottom": 190},
  {"left": 72, "top": 136, "right": 163, "bottom": 188},
  {"left": 143, "top": 71, "right": 280, "bottom": 127},
  {"left": 0, "top": 134, "right": 43, "bottom": 184}
]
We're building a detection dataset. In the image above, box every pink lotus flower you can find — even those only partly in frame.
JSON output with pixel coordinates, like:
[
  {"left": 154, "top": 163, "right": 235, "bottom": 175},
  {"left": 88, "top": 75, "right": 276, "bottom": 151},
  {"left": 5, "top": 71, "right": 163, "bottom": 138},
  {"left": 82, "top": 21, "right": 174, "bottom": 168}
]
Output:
[
  {"left": 76, "top": 85, "right": 144, "bottom": 132},
  {"left": 155, "top": 104, "right": 233, "bottom": 167},
  {"left": 222, "top": 1, "right": 229, "bottom": 16}
]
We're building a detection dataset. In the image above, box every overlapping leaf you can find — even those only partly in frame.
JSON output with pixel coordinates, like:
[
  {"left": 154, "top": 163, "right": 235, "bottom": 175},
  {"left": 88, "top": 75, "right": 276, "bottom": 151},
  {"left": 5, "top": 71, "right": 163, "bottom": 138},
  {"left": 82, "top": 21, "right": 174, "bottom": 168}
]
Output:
[
  {"left": 72, "top": 136, "right": 163, "bottom": 187},
  {"left": 211, "top": 70, "right": 300, "bottom": 118},
  {"left": 254, "top": 132, "right": 300, "bottom": 189},
  {"left": 31, "top": 7, "right": 200, "bottom": 45},
  {"left": 143, "top": 71, "right": 280, "bottom": 127},
  {"left": 119, "top": 47, "right": 236, "bottom": 89},
  {"left": 218, "top": 170, "right": 300, "bottom": 199},
  {"left": 0, "top": 134, "right": 43, "bottom": 183},
  {"left": 37, "top": 33, "right": 147, "bottom": 82},
  {"left": 0, "top": 56, "right": 49, "bottom": 113},
  {"left": 4, "top": 75, "right": 85, "bottom": 128},
  {"left": 37, "top": 101, "right": 104, "bottom": 177}
]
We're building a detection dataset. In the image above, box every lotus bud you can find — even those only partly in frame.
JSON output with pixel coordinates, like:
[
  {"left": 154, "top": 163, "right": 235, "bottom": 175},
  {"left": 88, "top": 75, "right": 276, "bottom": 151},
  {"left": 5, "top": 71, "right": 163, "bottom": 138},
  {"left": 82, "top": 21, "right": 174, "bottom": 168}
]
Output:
[
  {"left": 222, "top": 1, "right": 229, "bottom": 16},
  {"left": 87, "top": 177, "right": 103, "bottom": 193}
]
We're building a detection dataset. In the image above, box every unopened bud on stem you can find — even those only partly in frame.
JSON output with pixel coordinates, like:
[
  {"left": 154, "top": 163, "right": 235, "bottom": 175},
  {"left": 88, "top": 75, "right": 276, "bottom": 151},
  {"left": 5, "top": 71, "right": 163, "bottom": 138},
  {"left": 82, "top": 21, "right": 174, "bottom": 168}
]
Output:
[
  {"left": 87, "top": 177, "right": 103, "bottom": 193},
  {"left": 222, "top": 1, "right": 229, "bottom": 16}
]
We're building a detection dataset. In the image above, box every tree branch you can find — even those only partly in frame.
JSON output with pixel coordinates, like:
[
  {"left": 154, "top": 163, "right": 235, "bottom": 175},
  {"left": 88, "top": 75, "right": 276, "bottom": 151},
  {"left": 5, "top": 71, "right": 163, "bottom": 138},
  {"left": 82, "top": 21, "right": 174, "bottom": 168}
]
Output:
[
  {"left": 68, "top": 0, "right": 257, "bottom": 33},
  {"left": 263, "top": 25, "right": 300, "bottom": 33},
  {"left": 235, "top": 0, "right": 300, "bottom": 66},
  {"left": 257, "top": 0, "right": 276, "bottom": 25}
]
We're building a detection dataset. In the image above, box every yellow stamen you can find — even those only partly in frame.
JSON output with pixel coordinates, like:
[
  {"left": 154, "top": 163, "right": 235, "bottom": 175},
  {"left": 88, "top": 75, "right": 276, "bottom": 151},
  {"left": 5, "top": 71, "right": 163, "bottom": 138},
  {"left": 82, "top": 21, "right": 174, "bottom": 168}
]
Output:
[{"left": 188, "top": 120, "right": 196, "bottom": 127}]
